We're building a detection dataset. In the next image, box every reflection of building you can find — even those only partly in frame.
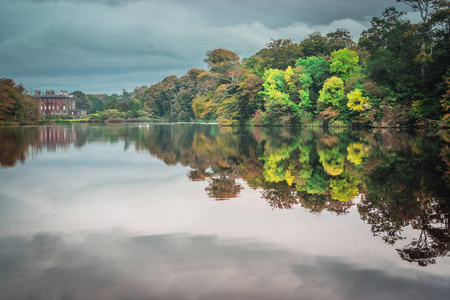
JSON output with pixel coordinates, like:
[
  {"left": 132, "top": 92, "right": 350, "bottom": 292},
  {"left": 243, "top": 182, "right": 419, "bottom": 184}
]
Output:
[
  {"left": 31, "top": 90, "right": 87, "bottom": 118},
  {"left": 40, "top": 126, "right": 77, "bottom": 151}
]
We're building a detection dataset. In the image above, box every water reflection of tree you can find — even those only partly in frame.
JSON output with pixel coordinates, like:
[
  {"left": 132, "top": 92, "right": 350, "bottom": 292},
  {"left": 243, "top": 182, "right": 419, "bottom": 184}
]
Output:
[
  {"left": 440, "top": 130, "right": 450, "bottom": 187},
  {"left": 358, "top": 132, "right": 450, "bottom": 264},
  {"left": 398, "top": 230, "right": 439, "bottom": 267},
  {"left": 254, "top": 127, "right": 449, "bottom": 265},
  {"left": 2, "top": 124, "right": 450, "bottom": 266},
  {"left": 206, "top": 173, "right": 243, "bottom": 200},
  {"left": 187, "top": 168, "right": 211, "bottom": 181},
  {"left": 299, "top": 194, "right": 330, "bottom": 214},
  {"left": 397, "top": 199, "right": 450, "bottom": 266},
  {"left": 262, "top": 183, "right": 299, "bottom": 209},
  {"left": 0, "top": 127, "right": 40, "bottom": 167},
  {"left": 358, "top": 195, "right": 410, "bottom": 245},
  {"left": 257, "top": 128, "right": 364, "bottom": 212}
]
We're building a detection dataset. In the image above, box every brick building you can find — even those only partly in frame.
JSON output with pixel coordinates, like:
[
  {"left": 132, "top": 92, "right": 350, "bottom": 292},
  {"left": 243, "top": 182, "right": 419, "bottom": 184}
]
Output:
[{"left": 32, "top": 90, "right": 87, "bottom": 117}]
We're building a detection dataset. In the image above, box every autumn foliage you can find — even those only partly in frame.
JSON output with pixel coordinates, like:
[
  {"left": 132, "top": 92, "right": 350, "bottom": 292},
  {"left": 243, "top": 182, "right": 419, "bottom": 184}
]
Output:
[
  {"left": 0, "top": 78, "right": 40, "bottom": 122},
  {"left": 127, "top": 2, "right": 448, "bottom": 128}
]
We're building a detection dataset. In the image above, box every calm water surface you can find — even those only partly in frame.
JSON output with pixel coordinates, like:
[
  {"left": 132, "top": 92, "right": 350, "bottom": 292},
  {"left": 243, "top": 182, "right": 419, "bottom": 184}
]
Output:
[{"left": 0, "top": 124, "right": 449, "bottom": 300}]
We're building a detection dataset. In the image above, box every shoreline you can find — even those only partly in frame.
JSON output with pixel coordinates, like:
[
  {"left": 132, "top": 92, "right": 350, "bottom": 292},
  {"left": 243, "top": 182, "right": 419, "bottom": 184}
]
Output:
[{"left": 1, "top": 119, "right": 448, "bottom": 129}]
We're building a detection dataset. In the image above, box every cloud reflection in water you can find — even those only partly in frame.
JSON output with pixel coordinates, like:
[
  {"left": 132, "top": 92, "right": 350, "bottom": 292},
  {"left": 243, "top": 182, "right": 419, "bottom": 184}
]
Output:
[{"left": 0, "top": 231, "right": 449, "bottom": 300}]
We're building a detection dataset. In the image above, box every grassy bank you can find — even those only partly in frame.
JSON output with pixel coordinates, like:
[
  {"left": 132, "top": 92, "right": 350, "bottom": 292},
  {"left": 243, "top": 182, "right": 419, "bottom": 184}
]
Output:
[{"left": 43, "top": 118, "right": 90, "bottom": 123}]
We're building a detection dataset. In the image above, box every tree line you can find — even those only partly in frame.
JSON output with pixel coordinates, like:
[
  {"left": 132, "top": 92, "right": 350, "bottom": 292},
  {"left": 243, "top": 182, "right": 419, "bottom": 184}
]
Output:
[
  {"left": 1, "top": 1, "right": 449, "bottom": 126},
  {"left": 128, "top": 1, "right": 449, "bottom": 127}
]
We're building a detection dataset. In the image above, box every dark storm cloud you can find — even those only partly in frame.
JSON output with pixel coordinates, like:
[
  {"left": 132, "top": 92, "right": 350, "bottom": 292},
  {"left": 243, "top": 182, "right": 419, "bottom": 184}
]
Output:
[
  {"left": 22, "top": 0, "right": 401, "bottom": 26},
  {"left": 1, "top": 0, "right": 412, "bottom": 93},
  {"left": 0, "top": 232, "right": 449, "bottom": 300},
  {"left": 27, "top": 0, "right": 142, "bottom": 6},
  {"left": 165, "top": 0, "right": 398, "bottom": 27}
]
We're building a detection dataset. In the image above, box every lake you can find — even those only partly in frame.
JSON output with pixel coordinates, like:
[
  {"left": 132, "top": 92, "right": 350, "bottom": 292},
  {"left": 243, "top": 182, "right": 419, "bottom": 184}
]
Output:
[{"left": 0, "top": 124, "right": 449, "bottom": 300}]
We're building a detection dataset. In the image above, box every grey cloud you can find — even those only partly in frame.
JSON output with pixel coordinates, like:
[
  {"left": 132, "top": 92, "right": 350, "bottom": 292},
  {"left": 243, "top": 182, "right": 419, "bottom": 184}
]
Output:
[
  {"left": 14, "top": 70, "right": 188, "bottom": 94},
  {"left": 17, "top": 0, "right": 409, "bottom": 27},
  {"left": 40, "top": 21, "right": 185, "bottom": 58},
  {"left": 0, "top": 232, "right": 449, "bottom": 300},
  {"left": 163, "top": 0, "right": 400, "bottom": 27},
  {"left": 1, "top": 0, "right": 413, "bottom": 93},
  {"left": 292, "top": 258, "right": 450, "bottom": 300},
  {"left": 27, "top": 0, "right": 142, "bottom": 6}
]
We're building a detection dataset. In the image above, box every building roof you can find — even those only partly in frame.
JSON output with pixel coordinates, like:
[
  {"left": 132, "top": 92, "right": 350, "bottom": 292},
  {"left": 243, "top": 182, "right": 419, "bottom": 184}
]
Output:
[{"left": 32, "top": 95, "right": 73, "bottom": 99}]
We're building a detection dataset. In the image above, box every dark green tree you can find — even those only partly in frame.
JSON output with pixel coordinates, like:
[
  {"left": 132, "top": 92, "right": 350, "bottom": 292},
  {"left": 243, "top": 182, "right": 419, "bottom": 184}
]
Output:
[
  {"left": 326, "top": 28, "right": 356, "bottom": 52},
  {"left": 359, "top": 7, "right": 421, "bottom": 102},
  {"left": 144, "top": 75, "right": 179, "bottom": 120},
  {"left": 255, "top": 39, "right": 303, "bottom": 71},
  {"left": 103, "top": 95, "right": 119, "bottom": 110},
  {"left": 71, "top": 91, "right": 93, "bottom": 111},
  {"left": 299, "top": 32, "right": 330, "bottom": 57}
]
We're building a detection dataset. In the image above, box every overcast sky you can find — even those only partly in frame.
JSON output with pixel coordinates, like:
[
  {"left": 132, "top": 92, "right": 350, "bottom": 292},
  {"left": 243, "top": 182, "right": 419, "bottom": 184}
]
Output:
[{"left": 1, "top": 0, "right": 413, "bottom": 94}]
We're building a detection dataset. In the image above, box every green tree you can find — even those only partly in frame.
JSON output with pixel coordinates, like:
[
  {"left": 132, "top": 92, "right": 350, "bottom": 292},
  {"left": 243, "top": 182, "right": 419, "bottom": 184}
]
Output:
[
  {"left": 396, "top": 0, "right": 438, "bottom": 23},
  {"left": 87, "top": 94, "right": 108, "bottom": 112},
  {"left": 299, "top": 32, "right": 330, "bottom": 57},
  {"left": 173, "top": 68, "right": 204, "bottom": 121},
  {"left": 318, "top": 76, "right": 345, "bottom": 108},
  {"left": 122, "top": 89, "right": 131, "bottom": 103},
  {"left": 440, "top": 76, "right": 450, "bottom": 126},
  {"left": 103, "top": 95, "right": 119, "bottom": 110},
  {"left": 347, "top": 89, "right": 370, "bottom": 112},
  {"left": 359, "top": 7, "right": 420, "bottom": 101},
  {"left": 15, "top": 94, "right": 40, "bottom": 122},
  {"left": 144, "top": 75, "right": 178, "bottom": 120},
  {"left": 329, "top": 48, "right": 361, "bottom": 82},
  {"left": 260, "top": 68, "right": 302, "bottom": 124},
  {"left": 129, "top": 100, "right": 143, "bottom": 117},
  {"left": 318, "top": 76, "right": 346, "bottom": 121},
  {"left": 243, "top": 55, "right": 266, "bottom": 77},
  {"left": 236, "top": 71, "right": 264, "bottom": 120},
  {"left": 326, "top": 28, "right": 356, "bottom": 52},
  {"left": 255, "top": 39, "right": 303, "bottom": 71},
  {"left": 410, "top": 0, "right": 450, "bottom": 122},
  {"left": 296, "top": 56, "right": 330, "bottom": 91},
  {"left": 284, "top": 66, "right": 313, "bottom": 109},
  {"left": 71, "top": 91, "right": 93, "bottom": 111}
]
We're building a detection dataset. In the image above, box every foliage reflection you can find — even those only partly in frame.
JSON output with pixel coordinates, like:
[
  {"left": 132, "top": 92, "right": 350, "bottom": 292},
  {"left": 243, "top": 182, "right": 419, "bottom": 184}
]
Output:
[{"left": 1, "top": 124, "right": 449, "bottom": 266}]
